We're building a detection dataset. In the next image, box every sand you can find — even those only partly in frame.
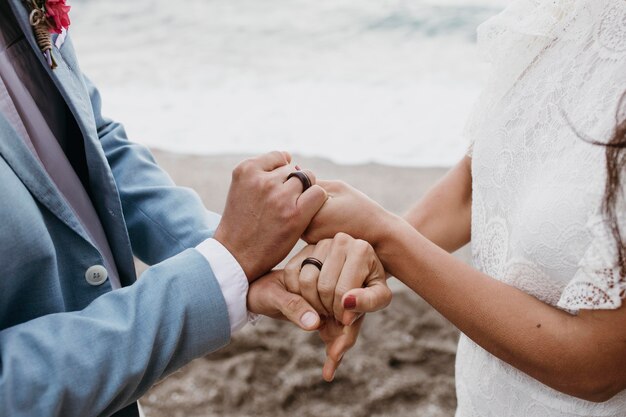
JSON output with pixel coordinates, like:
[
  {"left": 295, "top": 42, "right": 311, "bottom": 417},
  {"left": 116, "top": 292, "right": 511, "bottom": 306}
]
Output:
[{"left": 139, "top": 150, "right": 470, "bottom": 417}]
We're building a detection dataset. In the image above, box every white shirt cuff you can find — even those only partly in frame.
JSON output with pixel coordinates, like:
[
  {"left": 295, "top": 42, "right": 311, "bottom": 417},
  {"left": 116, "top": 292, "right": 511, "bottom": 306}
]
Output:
[{"left": 195, "top": 238, "right": 250, "bottom": 333}]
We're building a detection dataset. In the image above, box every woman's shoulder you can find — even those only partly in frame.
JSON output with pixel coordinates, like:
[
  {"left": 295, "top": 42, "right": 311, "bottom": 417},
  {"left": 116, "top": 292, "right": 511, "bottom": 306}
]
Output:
[
  {"left": 477, "top": 0, "right": 626, "bottom": 66},
  {"left": 465, "top": 0, "right": 626, "bottom": 145},
  {"left": 476, "top": 0, "right": 574, "bottom": 64}
]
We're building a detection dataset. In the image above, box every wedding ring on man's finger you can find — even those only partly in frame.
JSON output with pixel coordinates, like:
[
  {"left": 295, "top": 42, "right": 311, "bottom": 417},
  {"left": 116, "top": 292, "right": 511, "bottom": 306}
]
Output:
[
  {"left": 287, "top": 171, "right": 312, "bottom": 192},
  {"left": 301, "top": 257, "right": 323, "bottom": 271}
]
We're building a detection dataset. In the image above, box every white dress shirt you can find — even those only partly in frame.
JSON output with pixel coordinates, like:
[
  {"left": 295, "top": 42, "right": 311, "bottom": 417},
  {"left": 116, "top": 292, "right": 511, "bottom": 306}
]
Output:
[{"left": 196, "top": 239, "right": 249, "bottom": 332}]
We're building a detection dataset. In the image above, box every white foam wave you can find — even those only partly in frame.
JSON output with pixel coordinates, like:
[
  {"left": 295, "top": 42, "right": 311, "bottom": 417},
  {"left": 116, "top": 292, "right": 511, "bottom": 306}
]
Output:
[{"left": 70, "top": 0, "right": 505, "bottom": 166}]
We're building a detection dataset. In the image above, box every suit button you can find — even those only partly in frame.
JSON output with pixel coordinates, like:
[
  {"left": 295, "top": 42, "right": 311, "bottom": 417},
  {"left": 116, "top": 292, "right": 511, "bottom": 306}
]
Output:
[{"left": 85, "top": 265, "right": 108, "bottom": 286}]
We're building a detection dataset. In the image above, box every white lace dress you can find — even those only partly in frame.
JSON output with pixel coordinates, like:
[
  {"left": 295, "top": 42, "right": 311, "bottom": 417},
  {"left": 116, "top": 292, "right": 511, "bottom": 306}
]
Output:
[{"left": 458, "top": 0, "right": 626, "bottom": 415}]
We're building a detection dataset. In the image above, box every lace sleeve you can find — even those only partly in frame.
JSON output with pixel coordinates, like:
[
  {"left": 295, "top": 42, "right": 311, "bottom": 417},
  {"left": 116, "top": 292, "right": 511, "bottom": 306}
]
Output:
[
  {"left": 463, "top": 0, "right": 574, "bottom": 158},
  {"left": 557, "top": 213, "right": 626, "bottom": 311}
]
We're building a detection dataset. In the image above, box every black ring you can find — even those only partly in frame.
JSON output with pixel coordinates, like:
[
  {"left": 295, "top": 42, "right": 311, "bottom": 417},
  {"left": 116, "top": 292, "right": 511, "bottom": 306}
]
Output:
[
  {"left": 301, "top": 257, "right": 323, "bottom": 271},
  {"left": 287, "top": 171, "right": 312, "bottom": 192}
]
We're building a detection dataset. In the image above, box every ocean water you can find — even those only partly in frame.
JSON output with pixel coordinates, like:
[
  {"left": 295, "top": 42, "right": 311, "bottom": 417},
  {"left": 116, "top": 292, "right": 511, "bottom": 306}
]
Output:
[{"left": 70, "top": 0, "right": 507, "bottom": 167}]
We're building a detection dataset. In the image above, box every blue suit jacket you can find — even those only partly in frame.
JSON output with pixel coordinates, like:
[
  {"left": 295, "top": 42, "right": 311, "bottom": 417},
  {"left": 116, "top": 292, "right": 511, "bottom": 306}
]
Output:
[{"left": 0, "top": 1, "right": 232, "bottom": 415}]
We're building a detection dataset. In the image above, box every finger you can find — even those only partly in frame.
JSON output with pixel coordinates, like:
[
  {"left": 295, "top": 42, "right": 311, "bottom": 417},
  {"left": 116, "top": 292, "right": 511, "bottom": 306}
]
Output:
[
  {"left": 299, "top": 264, "right": 325, "bottom": 314},
  {"left": 317, "top": 236, "right": 349, "bottom": 319},
  {"left": 246, "top": 273, "right": 278, "bottom": 317},
  {"left": 316, "top": 179, "right": 333, "bottom": 190},
  {"left": 283, "top": 169, "right": 317, "bottom": 197},
  {"left": 296, "top": 185, "right": 328, "bottom": 222},
  {"left": 284, "top": 245, "right": 316, "bottom": 294},
  {"left": 341, "top": 312, "right": 364, "bottom": 327},
  {"left": 322, "top": 316, "right": 364, "bottom": 382},
  {"left": 316, "top": 179, "right": 342, "bottom": 194},
  {"left": 299, "top": 247, "right": 330, "bottom": 315},
  {"left": 332, "top": 243, "right": 374, "bottom": 324},
  {"left": 323, "top": 355, "right": 341, "bottom": 382},
  {"left": 341, "top": 283, "right": 392, "bottom": 317},
  {"left": 271, "top": 164, "right": 297, "bottom": 182},
  {"left": 272, "top": 287, "right": 321, "bottom": 331},
  {"left": 255, "top": 151, "right": 291, "bottom": 171},
  {"left": 328, "top": 316, "right": 364, "bottom": 360},
  {"left": 300, "top": 195, "right": 336, "bottom": 244}
]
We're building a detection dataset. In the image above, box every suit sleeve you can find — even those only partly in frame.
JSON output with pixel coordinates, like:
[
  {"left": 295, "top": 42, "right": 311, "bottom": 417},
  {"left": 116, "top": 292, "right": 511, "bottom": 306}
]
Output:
[
  {"left": 0, "top": 248, "right": 231, "bottom": 417},
  {"left": 83, "top": 74, "right": 221, "bottom": 265}
]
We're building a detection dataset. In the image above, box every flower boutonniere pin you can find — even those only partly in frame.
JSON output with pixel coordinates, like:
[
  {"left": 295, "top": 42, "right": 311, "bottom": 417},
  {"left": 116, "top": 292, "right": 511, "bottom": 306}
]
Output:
[{"left": 24, "top": 0, "right": 71, "bottom": 69}]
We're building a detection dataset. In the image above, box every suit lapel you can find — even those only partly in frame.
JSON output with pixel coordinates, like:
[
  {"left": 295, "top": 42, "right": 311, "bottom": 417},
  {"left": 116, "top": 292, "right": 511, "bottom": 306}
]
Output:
[
  {"left": 7, "top": 0, "right": 137, "bottom": 284},
  {"left": 0, "top": 114, "right": 95, "bottom": 244},
  {"left": 8, "top": 0, "right": 98, "bottom": 139}
]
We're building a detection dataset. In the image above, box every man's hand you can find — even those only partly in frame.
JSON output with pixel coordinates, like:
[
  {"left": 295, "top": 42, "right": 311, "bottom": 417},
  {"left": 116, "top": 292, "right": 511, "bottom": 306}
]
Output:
[
  {"left": 214, "top": 152, "right": 328, "bottom": 281},
  {"left": 247, "top": 270, "right": 321, "bottom": 330}
]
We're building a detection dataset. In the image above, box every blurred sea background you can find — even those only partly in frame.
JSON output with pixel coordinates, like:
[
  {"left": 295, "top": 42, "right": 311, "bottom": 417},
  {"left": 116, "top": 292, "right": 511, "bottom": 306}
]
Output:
[{"left": 70, "top": 0, "right": 508, "bottom": 167}]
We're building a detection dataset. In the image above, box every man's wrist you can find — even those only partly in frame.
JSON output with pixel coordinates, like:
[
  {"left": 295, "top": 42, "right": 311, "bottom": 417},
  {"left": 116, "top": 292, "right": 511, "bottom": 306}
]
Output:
[
  {"left": 214, "top": 226, "right": 257, "bottom": 282},
  {"left": 195, "top": 238, "right": 250, "bottom": 333}
]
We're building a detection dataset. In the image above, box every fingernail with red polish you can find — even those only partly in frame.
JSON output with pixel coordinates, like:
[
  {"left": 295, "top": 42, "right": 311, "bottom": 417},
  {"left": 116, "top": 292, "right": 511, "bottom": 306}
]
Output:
[
  {"left": 295, "top": 165, "right": 302, "bottom": 171},
  {"left": 344, "top": 295, "right": 357, "bottom": 310}
]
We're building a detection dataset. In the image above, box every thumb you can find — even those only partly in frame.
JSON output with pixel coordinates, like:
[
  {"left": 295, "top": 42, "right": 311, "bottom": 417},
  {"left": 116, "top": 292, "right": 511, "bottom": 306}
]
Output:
[
  {"left": 274, "top": 287, "right": 321, "bottom": 331},
  {"left": 297, "top": 184, "right": 328, "bottom": 220}
]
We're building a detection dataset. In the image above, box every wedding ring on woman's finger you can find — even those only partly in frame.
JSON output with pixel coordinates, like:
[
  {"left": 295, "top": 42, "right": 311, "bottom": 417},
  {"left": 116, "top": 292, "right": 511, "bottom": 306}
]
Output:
[
  {"left": 287, "top": 171, "right": 312, "bottom": 192},
  {"left": 299, "top": 255, "right": 327, "bottom": 315},
  {"left": 301, "top": 257, "right": 323, "bottom": 271}
]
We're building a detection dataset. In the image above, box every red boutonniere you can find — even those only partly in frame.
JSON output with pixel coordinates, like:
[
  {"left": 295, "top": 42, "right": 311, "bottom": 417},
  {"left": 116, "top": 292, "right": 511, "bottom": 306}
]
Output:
[{"left": 24, "top": 0, "right": 71, "bottom": 69}]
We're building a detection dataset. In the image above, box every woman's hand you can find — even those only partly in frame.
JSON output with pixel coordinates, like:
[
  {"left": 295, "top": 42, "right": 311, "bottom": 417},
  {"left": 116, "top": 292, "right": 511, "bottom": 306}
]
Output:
[
  {"left": 318, "top": 315, "right": 364, "bottom": 382},
  {"left": 283, "top": 234, "right": 391, "bottom": 381},
  {"left": 303, "top": 180, "right": 404, "bottom": 248},
  {"left": 284, "top": 233, "right": 392, "bottom": 326},
  {"left": 247, "top": 269, "right": 371, "bottom": 382}
]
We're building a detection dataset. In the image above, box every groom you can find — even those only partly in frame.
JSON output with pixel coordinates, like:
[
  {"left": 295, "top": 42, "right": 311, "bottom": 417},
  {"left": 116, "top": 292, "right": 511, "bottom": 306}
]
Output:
[{"left": 0, "top": 1, "right": 330, "bottom": 416}]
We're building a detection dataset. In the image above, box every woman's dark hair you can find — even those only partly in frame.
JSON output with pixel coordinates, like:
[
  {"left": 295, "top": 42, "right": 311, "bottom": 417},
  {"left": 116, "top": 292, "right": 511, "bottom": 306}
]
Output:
[{"left": 601, "top": 93, "right": 626, "bottom": 278}]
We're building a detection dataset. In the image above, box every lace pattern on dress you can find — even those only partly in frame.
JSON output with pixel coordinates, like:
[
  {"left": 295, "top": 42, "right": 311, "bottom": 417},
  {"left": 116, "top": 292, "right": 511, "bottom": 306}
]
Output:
[
  {"left": 558, "top": 213, "right": 626, "bottom": 311},
  {"left": 458, "top": 0, "right": 626, "bottom": 415},
  {"left": 464, "top": 0, "right": 576, "bottom": 145}
]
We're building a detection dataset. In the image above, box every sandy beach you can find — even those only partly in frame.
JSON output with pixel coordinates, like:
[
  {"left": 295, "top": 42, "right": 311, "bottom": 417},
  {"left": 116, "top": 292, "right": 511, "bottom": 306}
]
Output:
[{"left": 139, "top": 150, "right": 469, "bottom": 417}]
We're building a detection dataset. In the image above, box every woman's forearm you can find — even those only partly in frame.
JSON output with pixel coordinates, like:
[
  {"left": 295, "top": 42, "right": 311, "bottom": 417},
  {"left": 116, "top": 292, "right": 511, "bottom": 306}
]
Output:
[
  {"left": 376, "top": 218, "right": 626, "bottom": 402},
  {"left": 307, "top": 171, "right": 626, "bottom": 400},
  {"left": 404, "top": 156, "right": 472, "bottom": 252}
]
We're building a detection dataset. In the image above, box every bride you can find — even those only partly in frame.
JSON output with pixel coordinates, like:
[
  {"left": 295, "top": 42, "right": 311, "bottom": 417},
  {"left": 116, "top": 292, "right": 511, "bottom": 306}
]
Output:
[{"left": 251, "top": 0, "right": 626, "bottom": 415}]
